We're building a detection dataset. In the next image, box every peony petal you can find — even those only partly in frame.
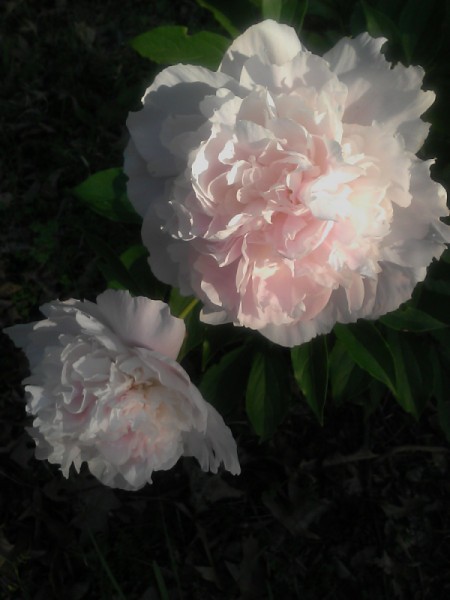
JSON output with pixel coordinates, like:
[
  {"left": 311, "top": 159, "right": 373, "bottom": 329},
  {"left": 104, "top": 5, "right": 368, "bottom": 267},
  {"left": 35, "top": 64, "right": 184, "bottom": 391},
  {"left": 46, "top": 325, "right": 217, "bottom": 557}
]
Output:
[
  {"left": 127, "top": 81, "right": 217, "bottom": 177},
  {"left": 240, "top": 51, "right": 337, "bottom": 95},
  {"left": 183, "top": 401, "right": 240, "bottom": 475},
  {"left": 4, "top": 322, "right": 35, "bottom": 350},
  {"left": 398, "top": 120, "right": 430, "bottom": 155},
  {"left": 123, "top": 140, "right": 167, "bottom": 217},
  {"left": 144, "top": 64, "right": 238, "bottom": 99},
  {"left": 324, "top": 33, "right": 435, "bottom": 150},
  {"left": 219, "top": 20, "right": 303, "bottom": 80},
  {"left": 259, "top": 317, "right": 326, "bottom": 347},
  {"left": 141, "top": 213, "right": 196, "bottom": 296},
  {"left": 96, "top": 290, "right": 186, "bottom": 360}
]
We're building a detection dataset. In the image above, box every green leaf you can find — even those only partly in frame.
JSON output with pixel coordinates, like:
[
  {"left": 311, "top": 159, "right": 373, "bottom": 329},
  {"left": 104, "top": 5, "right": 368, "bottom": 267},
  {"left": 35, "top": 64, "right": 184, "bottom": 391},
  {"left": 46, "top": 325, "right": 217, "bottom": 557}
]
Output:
[
  {"left": 201, "top": 323, "right": 248, "bottom": 370},
  {"left": 246, "top": 350, "right": 291, "bottom": 440},
  {"left": 360, "top": 0, "right": 400, "bottom": 42},
  {"left": 177, "top": 302, "right": 207, "bottom": 362},
  {"left": 424, "top": 276, "right": 450, "bottom": 296},
  {"left": 308, "top": 0, "right": 341, "bottom": 22},
  {"left": 430, "top": 329, "right": 450, "bottom": 364},
  {"left": 121, "top": 245, "right": 169, "bottom": 299},
  {"left": 329, "top": 339, "right": 357, "bottom": 403},
  {"left": 416, "top": 290, "right": 450, "bottom": 325},
  {"left": 84, "top": 233, "right": 143, "bottom": 295},
  {"left": 399, "top": 0, "right": 436, "bottom": 62},
  {"left": 169, "top": 287, "right": 197, "bottom": 319},
  {"left": 282, "top": 0, "right": 309, "bottom": 29},
  {"left": 195, "top": 0, "right": 240, "bottom": 37},
  {"left": 365, "top": 380, "right": 387, "bottom": 419},
  {"left": 380, "top": 306, "right": 447, "bottom": 332},
  {"left": 291, "top": 335, "right": 328, "bottom": 424},
  {"left": 440, "top": 248, "right": 450, "bottom": 264},
  {"left": 72, "top": 168, "right": 140, "bottom": 224},
  {"left": 120, "top": 244, "right": 148, "bottom": 270},
  {"left": 130, "top": 26, "right": 230, "bottom": 70},
  {"left": 200, "top": 345, "right": 252, "bottom": 415},
  {"left": 168, "top": 288, "right": 205, "bottom": 359},
  {"left": 376, "top": 0, "right": 408, "bottom": 20},
  {"left": 168, "top": 288, "right": 206, "bottom": 359},
  {"left": 329, "top": 339, "right": 372, "bottom": 405},
  {"left": 387, "top": 331, "right": 429, "bottom": 419},
  {"left": 262, "top": 0, "right": 282, "bottom": 20},
  {"left": 334, "top": 321, "right": 396, "bottom": 393},
  {"left": 197, "top": 0, "right": 260, "bottom": 31},
  {"left": 246, "top": 352, "right": 270, "bottom": 439},
  {"left": 302, "top": 30, "right": 338, "bottom": 54},
  {"left": 86, "top": 238, "right": 167, "bottom": 299}
]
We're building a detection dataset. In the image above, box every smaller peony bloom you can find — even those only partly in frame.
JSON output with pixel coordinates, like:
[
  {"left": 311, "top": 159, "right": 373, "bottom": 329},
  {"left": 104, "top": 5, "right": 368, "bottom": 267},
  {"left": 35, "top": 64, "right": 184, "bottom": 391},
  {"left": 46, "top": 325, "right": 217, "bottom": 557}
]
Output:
[
  {"left": 125, "top": 20, "right": 450, "bottom": 347},
  {"left": 5, "top": 290, "right": 240, "bottom": 490}
]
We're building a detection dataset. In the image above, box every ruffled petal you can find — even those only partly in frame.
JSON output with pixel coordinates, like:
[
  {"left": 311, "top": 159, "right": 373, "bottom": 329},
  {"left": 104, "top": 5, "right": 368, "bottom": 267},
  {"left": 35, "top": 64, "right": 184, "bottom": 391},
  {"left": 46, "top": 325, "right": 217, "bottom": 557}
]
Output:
[
  {"left": 145, "top": 64, "right": 237, "bottom": 98},
  {"left": 324, "top": 33, "right": 435, "bottom": 150},
  {"left": 183, "top": 401, "right": 240, "bottom": 475},
  {"left": 96, "top": 290, "right": 185, "bottom": 360},
  {"left": 219, "top": 20, "right": 303, "bottom": 80},
  {"left": 123, "top": 140, "right": 166, "bottom": 217}
]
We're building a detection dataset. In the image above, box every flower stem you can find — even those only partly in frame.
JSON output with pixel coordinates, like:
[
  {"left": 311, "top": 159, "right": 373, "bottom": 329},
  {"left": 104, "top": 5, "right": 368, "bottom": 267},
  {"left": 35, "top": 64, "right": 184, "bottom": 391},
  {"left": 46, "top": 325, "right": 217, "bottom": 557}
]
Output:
[{"left": 179, "top": 298, "right": 199, "bottom": 320}]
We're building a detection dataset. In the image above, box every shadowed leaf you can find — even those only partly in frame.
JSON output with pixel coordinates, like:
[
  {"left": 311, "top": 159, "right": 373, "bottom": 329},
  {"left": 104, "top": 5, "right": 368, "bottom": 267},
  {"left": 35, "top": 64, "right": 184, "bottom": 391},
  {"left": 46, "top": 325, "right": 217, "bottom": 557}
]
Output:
[
  {"left": 72, "top": 168, "right": 140, "bottom": 224},
  {"left": 130, "top": 26, "right": 230, "bottom": 70},
  {"left": 291, "top": 335, "right": 328, "bottom": 424}
]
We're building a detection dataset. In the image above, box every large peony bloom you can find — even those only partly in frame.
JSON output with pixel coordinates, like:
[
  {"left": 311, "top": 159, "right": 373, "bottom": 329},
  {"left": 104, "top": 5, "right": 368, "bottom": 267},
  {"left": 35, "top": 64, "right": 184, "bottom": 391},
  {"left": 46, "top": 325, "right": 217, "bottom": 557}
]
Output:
[
  {"left": 125, "top": 20, "right": 449, "bottom": 347},
  {"left": 5, "top": 290, "right": 240, "bottom": 490}
]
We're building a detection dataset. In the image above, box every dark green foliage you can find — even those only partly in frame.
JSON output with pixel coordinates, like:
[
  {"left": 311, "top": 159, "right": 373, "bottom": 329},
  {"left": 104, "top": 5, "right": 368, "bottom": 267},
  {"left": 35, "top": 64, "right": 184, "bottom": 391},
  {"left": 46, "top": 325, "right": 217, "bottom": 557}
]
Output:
[
  {"left": 334, "top": 322, "right": 396, "bottom": 394},
  {"left": 245, "top": 348, "right": 292, "bottom": 439},
  {"left": 200, "top": 344, "right": 252, "bottom": 415},
  {"left": 291, "top": 335, "right": 329, "bottom": 424},
  {"left": 72, "top": 168, "right": 141, "bottom": 224},
  {"left": 131, "top": 26, "right": 230, "bottom": 70}
]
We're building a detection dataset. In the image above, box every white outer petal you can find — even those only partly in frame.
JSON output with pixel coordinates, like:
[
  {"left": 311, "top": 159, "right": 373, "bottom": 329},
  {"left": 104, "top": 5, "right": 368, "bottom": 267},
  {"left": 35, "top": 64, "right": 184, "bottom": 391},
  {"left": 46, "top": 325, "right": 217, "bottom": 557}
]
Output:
[
  {"left": 219, "top": 20, "right": 303, "bottom": 80},
  {"left": 324, "top": 33, "right": 435, "bottom": 150},
  {"left": 141, "top": 211, "right": 196, "bottom": 296},
  {"left": 96, "top": 290, "right": 186, "bottom": 360},
  {"left": 125, "top": 65, "right": 244, "bottom": 216},
  {"left": 183, "top": 402, "right": 240, "bottom": 475},
  {"left": 123, "top": 140, "right": 167, "bottom": 218},
  {"left": 143, "top": 64, "right": 239, "bottom": 101}
]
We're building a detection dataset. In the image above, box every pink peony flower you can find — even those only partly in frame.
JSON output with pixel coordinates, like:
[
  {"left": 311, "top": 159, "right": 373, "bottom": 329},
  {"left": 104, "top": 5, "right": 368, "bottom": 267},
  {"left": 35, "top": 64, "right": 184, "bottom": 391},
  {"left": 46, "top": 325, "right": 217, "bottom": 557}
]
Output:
[
  {"left": 125, "top": 20, "right": 449, "bottom": 347},
  {"left": 5, "top": 290, "right": 240, "bottom": 490}
]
